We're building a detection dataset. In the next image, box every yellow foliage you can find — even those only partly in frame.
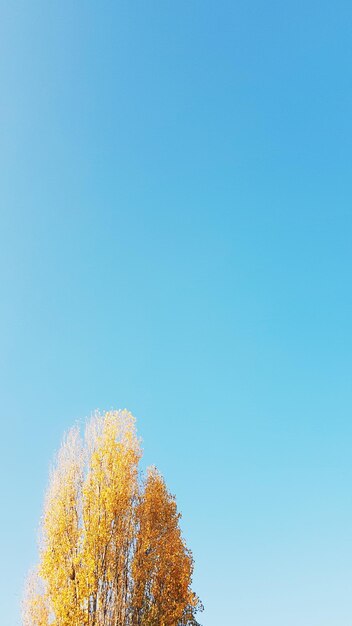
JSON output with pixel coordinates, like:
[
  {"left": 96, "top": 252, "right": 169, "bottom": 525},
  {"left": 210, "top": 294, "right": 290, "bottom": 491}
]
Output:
[{"left": 23, "top": 410, "right": 202, "bottom": 626}]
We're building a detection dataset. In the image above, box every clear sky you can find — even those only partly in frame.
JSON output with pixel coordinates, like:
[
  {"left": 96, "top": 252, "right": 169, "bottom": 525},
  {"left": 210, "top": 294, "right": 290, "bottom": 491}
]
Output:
[{"left": 1, "top": 2, "right": 352, "bottom": 625}]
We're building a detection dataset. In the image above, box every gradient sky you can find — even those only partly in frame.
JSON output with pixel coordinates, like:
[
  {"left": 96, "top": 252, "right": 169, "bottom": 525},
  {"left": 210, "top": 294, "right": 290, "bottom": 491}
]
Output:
[{"left": 1, "top": 2, "right": 352, "bottom": 625}]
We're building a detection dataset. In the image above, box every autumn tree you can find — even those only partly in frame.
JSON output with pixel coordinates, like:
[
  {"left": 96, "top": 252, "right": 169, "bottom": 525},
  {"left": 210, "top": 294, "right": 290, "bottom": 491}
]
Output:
[{"left": 23, "top": 410, "right": 202, "bottom": 626}]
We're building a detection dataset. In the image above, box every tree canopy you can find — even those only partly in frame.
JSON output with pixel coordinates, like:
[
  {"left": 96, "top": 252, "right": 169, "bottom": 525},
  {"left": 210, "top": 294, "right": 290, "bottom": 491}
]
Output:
[{"left": 23, "top": 410, "right": 202, "bottom": 626}]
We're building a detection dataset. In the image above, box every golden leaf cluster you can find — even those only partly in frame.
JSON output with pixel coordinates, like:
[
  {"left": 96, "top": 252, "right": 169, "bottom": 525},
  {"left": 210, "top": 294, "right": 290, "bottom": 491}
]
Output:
[{"left": 23, "top": 410, "right": 202, "bottom": 626}]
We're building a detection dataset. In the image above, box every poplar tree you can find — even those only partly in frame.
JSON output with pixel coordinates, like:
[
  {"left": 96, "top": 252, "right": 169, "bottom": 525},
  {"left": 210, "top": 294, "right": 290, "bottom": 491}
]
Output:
[{"left": 23, "top": 410, "right": 202, "bottom": 626}]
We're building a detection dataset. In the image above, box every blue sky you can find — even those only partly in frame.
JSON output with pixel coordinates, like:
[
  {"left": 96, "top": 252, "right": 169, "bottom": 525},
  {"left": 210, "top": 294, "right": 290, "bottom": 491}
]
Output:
[{"left": 1, "top": 2, "right": 352, "bottom": 624}]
